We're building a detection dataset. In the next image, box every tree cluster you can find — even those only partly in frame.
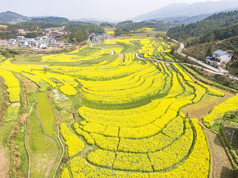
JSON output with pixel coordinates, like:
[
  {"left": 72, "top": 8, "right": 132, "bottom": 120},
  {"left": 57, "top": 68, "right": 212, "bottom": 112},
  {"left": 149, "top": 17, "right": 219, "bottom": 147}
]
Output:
[{"left": 114, "top": 21, "right": 179, "bottom": 36}]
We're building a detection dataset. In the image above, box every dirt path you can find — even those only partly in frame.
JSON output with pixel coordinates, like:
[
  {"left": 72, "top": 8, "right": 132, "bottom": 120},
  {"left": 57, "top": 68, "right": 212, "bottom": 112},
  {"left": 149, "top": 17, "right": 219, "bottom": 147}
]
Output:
[
  {"left": 0, "top": 144, "right": 10, "bottom": 178},
  {"left": 181, "top": 88, "right": 236, "bottom": 177},
  {"left": 205, "top": 130, "right": 235, "bottom": 178},
  {"left": 118, "top": 54, "right": 124, "bottom": 59}
]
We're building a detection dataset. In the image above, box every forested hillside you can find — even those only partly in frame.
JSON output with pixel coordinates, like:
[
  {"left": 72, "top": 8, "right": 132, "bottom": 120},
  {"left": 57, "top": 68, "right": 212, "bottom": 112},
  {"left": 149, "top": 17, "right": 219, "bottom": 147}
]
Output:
[
  {"left": 167, "top": 10, "right": 238, "bottom": 42},
  {"left": 114, "top": 21, "right": 179, "bottom": 36},
  {"left": 0, "top": 11, "right": 29, "bottom": 24}
]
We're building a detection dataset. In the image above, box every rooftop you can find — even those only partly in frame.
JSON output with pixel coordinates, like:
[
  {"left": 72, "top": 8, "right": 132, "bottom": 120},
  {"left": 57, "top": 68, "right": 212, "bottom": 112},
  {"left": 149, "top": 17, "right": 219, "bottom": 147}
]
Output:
[{"left": 214, "top": 50, "right": 228, "bottom": 56}]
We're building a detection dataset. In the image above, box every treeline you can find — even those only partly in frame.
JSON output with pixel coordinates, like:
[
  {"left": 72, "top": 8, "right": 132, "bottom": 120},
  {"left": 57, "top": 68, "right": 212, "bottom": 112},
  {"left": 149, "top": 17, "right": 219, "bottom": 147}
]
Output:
[
  {"left": 100, "top": 22, "right": 115, "bottom": 28},
  {"left": 167, "top": 10, "right": 238, "bottom": 42},
  {"left": 30, "top": 17, "right": 69, "bottom": 24},
  {"left": 114, "top": 20, "right": 179, "bottom": 36}
]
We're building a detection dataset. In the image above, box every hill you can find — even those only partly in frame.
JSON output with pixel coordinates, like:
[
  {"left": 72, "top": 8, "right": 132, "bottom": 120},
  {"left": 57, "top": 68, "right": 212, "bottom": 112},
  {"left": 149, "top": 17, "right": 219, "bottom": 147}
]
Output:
[
  {"left": 132, "top": 0, "right": 238, "bottom": 22},
  {"left": 162, "top": 14, "right": 211, "bottom": 24},
  {"left": 167, "top": 10, "right": 238, "bottom": 42},
  {"left": 114, "top": 20, "right": 179, "bottom": 36},
  {"left": 30, "top": 16, "right": 69, "bottom": 23},
  {"left": 0, "top": 11, "right": 30, "bottom": 24}
]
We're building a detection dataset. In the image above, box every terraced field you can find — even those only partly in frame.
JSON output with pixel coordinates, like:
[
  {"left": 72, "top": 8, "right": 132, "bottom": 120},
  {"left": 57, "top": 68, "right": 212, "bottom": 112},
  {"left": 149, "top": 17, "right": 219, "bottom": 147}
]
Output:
[{"left": 0, "top": 36, "right": 237, "bottom": 177}]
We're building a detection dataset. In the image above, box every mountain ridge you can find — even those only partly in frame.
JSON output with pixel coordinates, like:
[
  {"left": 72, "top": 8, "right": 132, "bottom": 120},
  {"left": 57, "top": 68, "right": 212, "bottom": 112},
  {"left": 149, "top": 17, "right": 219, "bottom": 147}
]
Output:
[
  {"left": 132, "top": 0, "right": 238, "bottom": 22},
  {"left": 0, "top": 11, "right": 30, "bottom": 24}
]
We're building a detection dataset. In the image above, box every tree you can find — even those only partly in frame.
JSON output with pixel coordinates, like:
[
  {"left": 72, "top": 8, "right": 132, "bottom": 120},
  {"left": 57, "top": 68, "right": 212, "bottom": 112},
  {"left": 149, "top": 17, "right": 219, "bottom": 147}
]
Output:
[
  {"left": 67, "top": 29, "right": 89, "bottom": 44},
  {"left": 206, "top": 45, "right": 212, "bottom": 57},
  {"left": 25, "top": 32, "right": 38, "bottom": 38}
]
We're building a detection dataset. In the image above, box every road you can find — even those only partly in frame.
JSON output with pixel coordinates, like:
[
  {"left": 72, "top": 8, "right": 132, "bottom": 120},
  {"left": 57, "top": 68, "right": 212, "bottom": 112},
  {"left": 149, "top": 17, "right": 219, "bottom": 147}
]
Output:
[
  {"left": 135, "top": 53, "right": 220, "bottom": 75},
  {"left": 90, "top": 42, "right": 114, "bottom": 55},
  {"left": 174, "top": 39, "right": 222, "bottom": 73}
]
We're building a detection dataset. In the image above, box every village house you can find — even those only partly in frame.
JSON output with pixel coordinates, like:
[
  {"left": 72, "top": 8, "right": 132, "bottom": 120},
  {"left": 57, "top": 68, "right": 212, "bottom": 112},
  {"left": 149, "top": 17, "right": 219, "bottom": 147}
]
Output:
[
  {"left": 48, "top": 37, "right": 57, "bottom": 43},
  {"left": 48, "top": 42, "right": 64, "bottom": 48},
  {"left": 8, "top": 39, "right": 17, "bottom": 46},
  {"left": 38, "top": 43, "right": 48, "bottom": 49},
  {"left": 18, "top": 29, "right": 26, "bottom": 34},
  {"left": 26, "top": 38, "right": 36, "bottom": 47},
  {"left": 42, "top": 36, "right": 48, "bottom": 40},
  {"left": 31, "top": 41, "right": 39, "bottom": 47},
  {"left": 0, "top": 40, "right": 9, "bottom": 46},
  {"left": 206, "top": 50, "right": 232, "bottom": 69},
  {"left": 35, "top": 36, "right": 43, "bottom": 41},
  {"left": 17, "top": 36, "right": 25, "bottom": 41},
  {"left": 43, "top": 26, "right": 68, "bottom": 37},
  {"left": 18, "top": 40, "right": 29, "bottom": 47},
  {"left": 50, "top": 31, "right": 60, "bottom": 37},
  {"left": 104, "top": 33, "right": 113, "bottom": 40}
]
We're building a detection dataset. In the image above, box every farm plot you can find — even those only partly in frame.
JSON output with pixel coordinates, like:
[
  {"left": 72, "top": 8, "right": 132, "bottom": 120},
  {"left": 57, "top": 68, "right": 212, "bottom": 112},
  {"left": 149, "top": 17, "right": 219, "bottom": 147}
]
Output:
[
  {"left": 27, "top": 93, "right": 60, "bottom": 178},
  {"left": 203, "top": 94, "right": 238, "bottom": 128}
]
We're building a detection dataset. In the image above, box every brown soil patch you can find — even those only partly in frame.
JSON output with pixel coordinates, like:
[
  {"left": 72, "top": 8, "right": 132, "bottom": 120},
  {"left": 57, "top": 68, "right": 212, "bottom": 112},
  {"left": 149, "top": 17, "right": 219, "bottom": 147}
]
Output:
[
  {"left": 11, "top": 103, "right": 20, "bottom": 107},
  {"left": 205, "top": 130, "right": 236, "bottom": 178},
  {"left": 182, "top": 91, "right": 233, "bottom": 120},
  {"left": 14, "top": 73, "right": 38, "bottom": 93},
  {"left": 181, "top": 83, "right": 236, "bottom": 177},
  {"left": 0, "top": 144, "right": 10, "bottom": 178},
  {"left": 118, "top": 54, "right": 124, "bottom": 59}
]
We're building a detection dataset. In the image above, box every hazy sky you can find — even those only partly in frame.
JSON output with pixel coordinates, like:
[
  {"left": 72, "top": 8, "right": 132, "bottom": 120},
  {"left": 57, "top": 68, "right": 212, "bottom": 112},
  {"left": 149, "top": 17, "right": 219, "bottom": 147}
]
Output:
[{"left": 0, "top": 0, "right": 221, "bottom": 21}]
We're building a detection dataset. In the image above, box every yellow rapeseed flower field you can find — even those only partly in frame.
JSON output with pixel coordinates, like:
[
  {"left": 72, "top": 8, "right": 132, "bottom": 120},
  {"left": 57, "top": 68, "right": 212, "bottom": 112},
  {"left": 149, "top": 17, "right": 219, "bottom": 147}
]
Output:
[{"left": 0, "top": 37, "right": 220, "bottom": 177}]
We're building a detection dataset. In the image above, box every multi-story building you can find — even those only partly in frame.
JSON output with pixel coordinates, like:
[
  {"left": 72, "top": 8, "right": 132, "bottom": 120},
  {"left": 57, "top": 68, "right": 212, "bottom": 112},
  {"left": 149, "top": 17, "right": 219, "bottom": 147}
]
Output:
[{"left": 206, "top": 50, "right": 232, "bottom": 68}]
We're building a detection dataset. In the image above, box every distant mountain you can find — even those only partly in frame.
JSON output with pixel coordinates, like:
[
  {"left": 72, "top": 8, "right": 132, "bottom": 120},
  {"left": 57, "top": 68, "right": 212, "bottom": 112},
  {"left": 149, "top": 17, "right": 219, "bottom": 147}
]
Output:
[
  {"left": 74, "top": 18, "right": 105, "bottom": 24},
  {"left": 74, "top": 18, "right": 118, "bottom": 24},
  {"left": 161, "top": 14, "right": 211, "bottom": 24},
  {"left": 31, "top": 16, "right": 69, "bottom": 24},
  {"left": 0, "top": 11, "right": 30, "bottom": 24},
  {"left": 132, "top": 0, "right": 238, "bottom": 22}
]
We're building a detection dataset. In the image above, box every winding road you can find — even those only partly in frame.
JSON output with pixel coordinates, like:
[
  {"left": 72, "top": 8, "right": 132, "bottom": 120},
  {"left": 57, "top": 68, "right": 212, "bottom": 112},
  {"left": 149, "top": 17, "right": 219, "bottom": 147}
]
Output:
[{"left": 135, "top": 52, "right": 220, "bottom": 75}]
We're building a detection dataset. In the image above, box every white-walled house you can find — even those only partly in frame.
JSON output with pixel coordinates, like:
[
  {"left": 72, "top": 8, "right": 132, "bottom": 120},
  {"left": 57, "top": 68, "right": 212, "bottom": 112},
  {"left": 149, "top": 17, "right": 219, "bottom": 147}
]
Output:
[
  {"left": 213, "top": 50, "right": 232, "bottom": 63},
  {"left": 206, "top": 50, "right": 232, "bottom": 69},
  {"left": 38, "top": 43, "right": 48, "bottom": 49},
  {"left": 0, "top": 40, "right": 9, "bottom": 46},
  {"left": 17, "top": 36, "right": 25, "bottom": 41},
  {"left": 8, "top": 39, "right": 17, "bottom": 46},
  {"left": 18, "top": 40, "right": 29, "bottom": 47},
  {"left": 5, "top": 34, "right": 66, "bottom": 49},
  {"left": 35, "top": 36, "right": 43, "bottom": 41}
]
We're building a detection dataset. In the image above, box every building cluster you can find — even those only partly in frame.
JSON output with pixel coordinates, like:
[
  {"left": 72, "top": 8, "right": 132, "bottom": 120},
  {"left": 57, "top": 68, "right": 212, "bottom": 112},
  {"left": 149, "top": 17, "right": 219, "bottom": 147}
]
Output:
[
  {"left": 90, "top": 33, "right": 113, "bottom": 44},
  {"left": 0, "top": 36, "right": 66, "bottom": 49},
  {"left": 42, "top": 26, "right": 69, "bottom": 37},
  {"left": 206, "top": 50, "right": 232, "bottom": 69},
  {"left": 0, "top": 26, "right": 71, "bottom": 49},
  {"left": 18, "top": 26, "right": 69, "bottom": 37}
]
